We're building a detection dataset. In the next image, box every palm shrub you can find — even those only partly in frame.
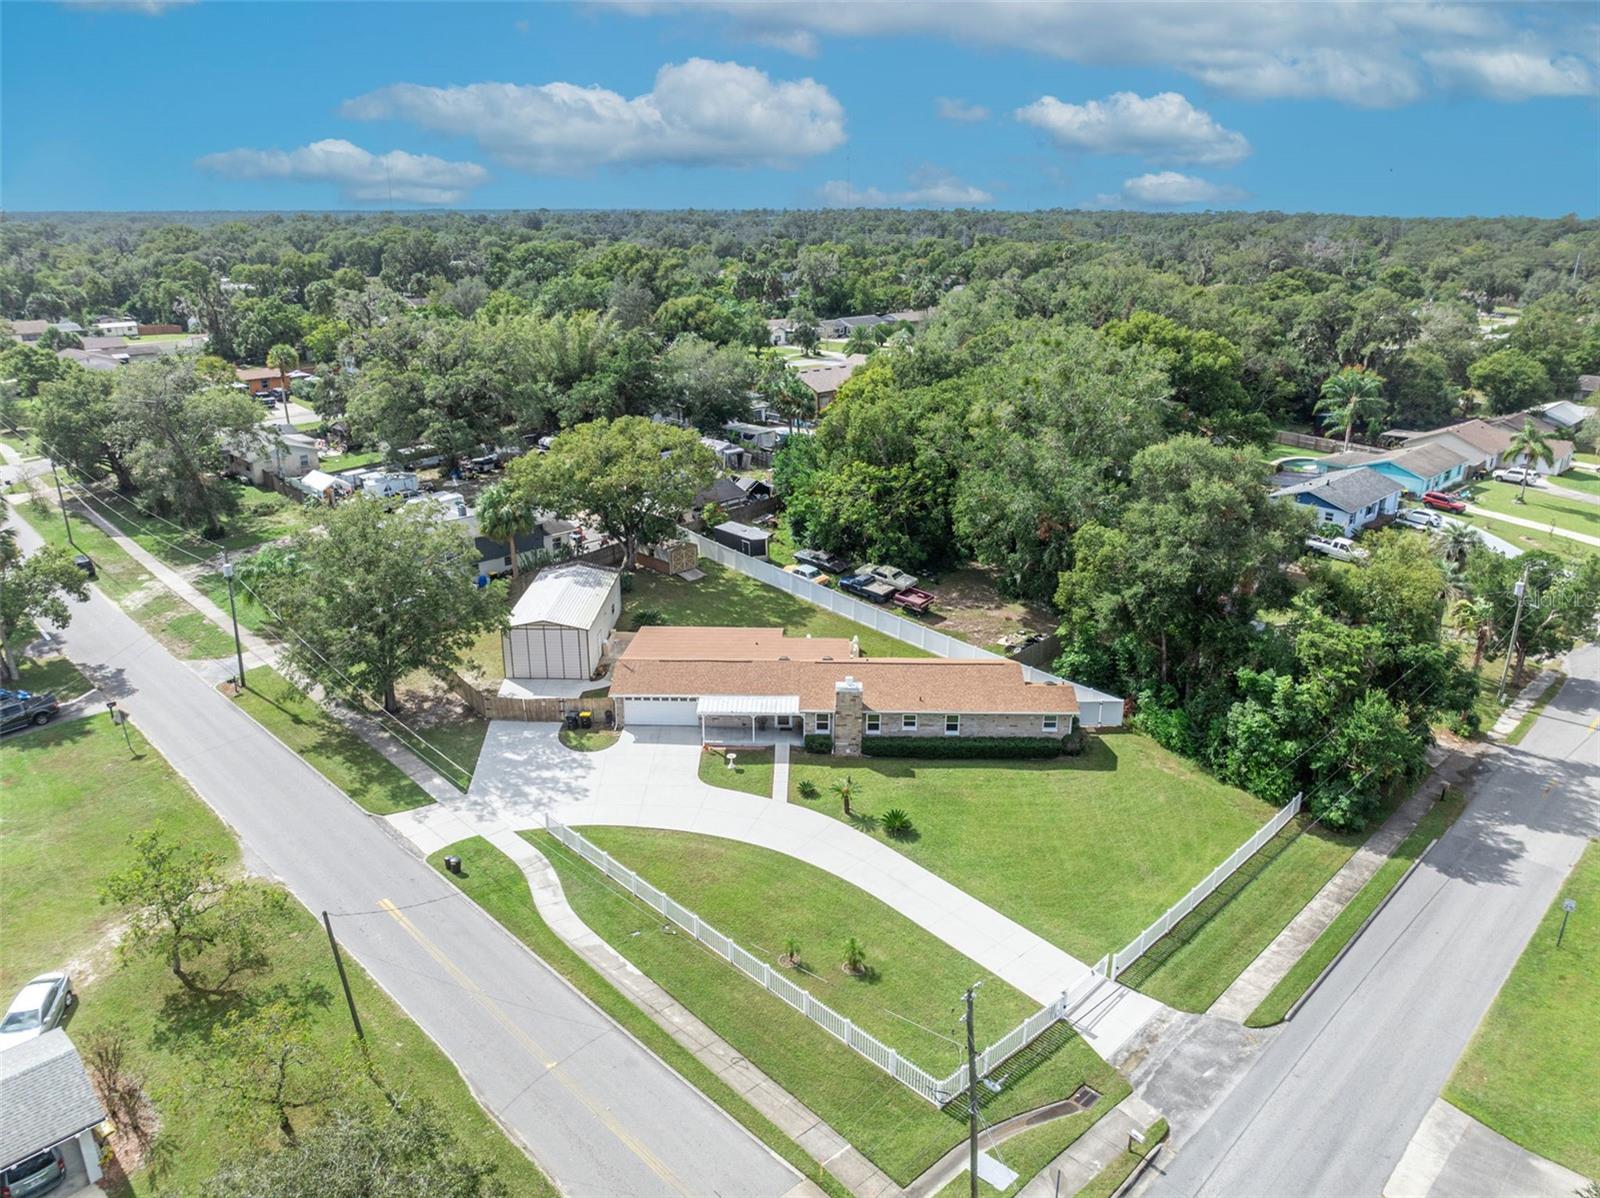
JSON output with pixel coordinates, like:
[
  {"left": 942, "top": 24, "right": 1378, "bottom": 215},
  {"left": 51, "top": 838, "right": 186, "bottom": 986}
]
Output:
[
  {"left": 780, "top": 936, "right": 801, "bottom": 968},
  {"left": 841, "top": 936, "right": 867, "bottom": 976},
  {"left": 797, "top": 779, "right": 819, "bottom": 800},
  {"left": 881, "top": 808, "right": 914, "bottom": 838}
]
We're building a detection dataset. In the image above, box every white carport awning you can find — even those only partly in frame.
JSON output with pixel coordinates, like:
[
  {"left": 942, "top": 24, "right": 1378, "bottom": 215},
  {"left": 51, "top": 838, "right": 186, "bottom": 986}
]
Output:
[{"left": 695, "top": 694, "right": 800, "bottom": 718}]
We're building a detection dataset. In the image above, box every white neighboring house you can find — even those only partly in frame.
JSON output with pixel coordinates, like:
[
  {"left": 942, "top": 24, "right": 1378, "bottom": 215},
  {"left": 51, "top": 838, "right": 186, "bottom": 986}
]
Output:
[
  {"left": 224, "top": 426, "right": 319, "bottom": 486},
  {"left": 407, "top": 490, "right": 477, "bottom": 536},
  {"left": 502, "top": 562, "right": 622, "bottom": 681},
  {"left": 91, "top": 317, "right": 139, "bottom": 338}
]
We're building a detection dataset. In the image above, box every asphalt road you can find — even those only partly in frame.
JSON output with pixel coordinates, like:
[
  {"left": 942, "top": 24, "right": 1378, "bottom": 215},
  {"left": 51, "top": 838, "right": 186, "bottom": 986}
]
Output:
[
  {"left": 10, "top": 511, "right": 800, "bottom": 1198},
  {"left": 1146, "top": 646, "right": 1600, "bottom": 1198}
]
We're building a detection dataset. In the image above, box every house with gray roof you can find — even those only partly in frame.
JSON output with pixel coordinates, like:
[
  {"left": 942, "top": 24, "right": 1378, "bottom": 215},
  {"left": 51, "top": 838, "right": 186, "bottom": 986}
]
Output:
[
  {"left": 1273, "top": 466, "right": 1405, "bottom": 535},
  {"left": 1, "top": 1030, "right": 108, "bottom": 1190},
  {"left": 1320, "top": 441, "right": 1473, "bottom": 496}
]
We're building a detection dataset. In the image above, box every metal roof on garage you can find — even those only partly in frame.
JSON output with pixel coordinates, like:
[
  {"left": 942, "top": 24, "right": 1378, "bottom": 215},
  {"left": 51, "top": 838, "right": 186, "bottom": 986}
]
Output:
[
  {"left": 509, "top": 561, "right": 619, "bottom": 631},
  {"left": 695, "top": 694, "right": 800, "bottom": 717}
]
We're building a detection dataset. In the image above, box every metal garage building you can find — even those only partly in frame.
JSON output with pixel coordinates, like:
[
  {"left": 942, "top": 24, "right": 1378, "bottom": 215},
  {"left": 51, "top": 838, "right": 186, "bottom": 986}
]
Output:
[{"left": 501, "top": 561, "right": 622, "bottom": 681}]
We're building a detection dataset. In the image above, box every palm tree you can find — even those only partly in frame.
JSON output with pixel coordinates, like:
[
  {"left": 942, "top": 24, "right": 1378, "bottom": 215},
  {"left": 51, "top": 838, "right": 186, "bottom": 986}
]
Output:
[
  {"left": 1447, "top": 597, "right": 1494, "bottom": 671},
  {"left": 831, "top": 774, "right": 856, "bottom": 818},
  {"left": 1315, "top": 366, "right": 1387, "bottom": 452},
  {"left": 1504, "top": 418, "right": 1554, "bottom": 503},
  {"left": 1433, "top": 521, "right": 1480, "bottom": 569},
  {"left": 265, "top": 343, "right": 298, "bottom": 426},
  {"left": 841, "top": 937, "right": 867, "bottom": 975},
  {"left": 475, "top": 481, "right": 538, "bottom": 580}
]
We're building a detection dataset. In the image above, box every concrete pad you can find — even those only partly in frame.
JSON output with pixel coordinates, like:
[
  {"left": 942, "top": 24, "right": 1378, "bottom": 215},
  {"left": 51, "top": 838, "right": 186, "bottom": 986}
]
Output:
[{"left": 1386, "top": 1099, "right": 1593, "bottom": 1198}]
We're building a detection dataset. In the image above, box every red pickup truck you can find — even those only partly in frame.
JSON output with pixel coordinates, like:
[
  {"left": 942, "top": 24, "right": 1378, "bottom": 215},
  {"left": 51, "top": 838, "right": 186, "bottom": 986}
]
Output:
[{"left": 891, "top": 587, "right": 936, "bottom": 614}]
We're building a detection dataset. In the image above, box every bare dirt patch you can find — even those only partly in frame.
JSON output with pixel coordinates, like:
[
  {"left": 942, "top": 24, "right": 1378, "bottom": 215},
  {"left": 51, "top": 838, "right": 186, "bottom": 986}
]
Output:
[{"left": 917, "top": 566, "right": 1057, "bottom": 650}]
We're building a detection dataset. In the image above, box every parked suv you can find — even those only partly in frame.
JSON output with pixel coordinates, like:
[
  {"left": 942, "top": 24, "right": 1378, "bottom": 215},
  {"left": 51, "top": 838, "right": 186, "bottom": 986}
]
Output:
[
  {"left": 794, "top": 548, "right": 854, "bottom": 575},
  {"left": 0, "top": 692, "right": 59, "bottom": 735},
  {"left": 1421, "top": 490, "right": 1467, "bottom": 513},
  {"left": 1491, "top": 466, "right": 1540, "bottom": 486},
  {"left": 0, "top": 1148, "right": 67, "bottom": 1198},
  {"left": 1395, "top": 508, "right": 1443, "bottom": 530}
]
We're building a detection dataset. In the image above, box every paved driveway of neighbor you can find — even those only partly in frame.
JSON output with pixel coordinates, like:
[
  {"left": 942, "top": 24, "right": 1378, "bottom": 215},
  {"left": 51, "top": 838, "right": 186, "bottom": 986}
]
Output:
[{"left": 431, "top": 722, "right": 1167, "bottom": 1060}]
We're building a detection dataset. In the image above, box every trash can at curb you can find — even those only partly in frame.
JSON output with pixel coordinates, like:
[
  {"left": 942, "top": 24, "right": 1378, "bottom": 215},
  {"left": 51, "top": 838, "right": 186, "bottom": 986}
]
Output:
[{"left": 444, "top": 855, "right": 462, "bottom": 875}]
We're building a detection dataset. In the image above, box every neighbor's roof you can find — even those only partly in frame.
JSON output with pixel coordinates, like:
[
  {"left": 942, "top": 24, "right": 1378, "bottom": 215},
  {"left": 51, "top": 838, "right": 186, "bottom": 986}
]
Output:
[
  {"left": 1275, "top": 466, "right": 1404, "bottom": 513},
  {"left": 624, "top": 626, "right": 855, "bottom": 661},
  {"left": 235, "top": 366, "right": 280, "bottom": 381},
  {"left": 509, "top": 561, "right": 619, "bottom": 629},
  {"left": 0, "top": 1030, "right": 107, "bottom": 1168},
  {"left": 7, "top": 319, "right": 50, "bottom": 337},
  {"left": 1326, "top": 441, "right": 1471, "bottom": 479},
  {"left": 1408, "top": 419, "right": 1512, "bottom": 457},
  {"left": 793, "top": 363, "right": 859, "bottom": 395},
  {"left": 694, "top": 477, "right": 748, "bottom": 508},
  {"left": 1540, "top": 400, "right": 1590, "bottom": 428},
  {"left": 713, "top": 519, "right": 767, "bottom": 539},
  {"left": 615, "top": 654, "right": 1078, "bottom": 714},
  {"left": 1577, "top": 374, "right": 1600, "bottom": 392}
]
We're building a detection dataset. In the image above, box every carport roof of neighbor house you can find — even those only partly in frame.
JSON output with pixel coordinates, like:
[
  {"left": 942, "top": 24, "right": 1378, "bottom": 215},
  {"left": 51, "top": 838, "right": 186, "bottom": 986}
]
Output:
[
  {"left": 509, "top": 561, "right": 620, "bottom": 630},
  {"left": 696, "top": 694, "right": 801, "bottom": 717},
  {"left": 0, "top": 1029, "right": 107, "bottom": 1168}
]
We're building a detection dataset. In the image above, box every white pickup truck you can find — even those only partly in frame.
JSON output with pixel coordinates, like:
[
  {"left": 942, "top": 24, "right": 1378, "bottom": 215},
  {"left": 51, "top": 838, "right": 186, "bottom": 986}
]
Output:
[{"left": 1305, "top": 534, "right": 1370, "bottom": 563}]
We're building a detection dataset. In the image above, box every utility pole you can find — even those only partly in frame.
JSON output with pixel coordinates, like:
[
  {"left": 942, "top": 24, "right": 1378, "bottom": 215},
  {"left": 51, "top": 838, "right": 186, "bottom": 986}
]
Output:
[
  {"left": 323, "top": 911, "right": 364, "bottom": 1040},
  {"left": 1496, "top": 567, "right": 1530, "bottom": 703},
  {"left": 966, "top": 983, "right": 981, "bottom": 1198},
  {"left": 51, "top": 464, "right": 74, "bottom": 548},
  {"left": 221, "top": 557, "right": 246, "bottom": 689}
]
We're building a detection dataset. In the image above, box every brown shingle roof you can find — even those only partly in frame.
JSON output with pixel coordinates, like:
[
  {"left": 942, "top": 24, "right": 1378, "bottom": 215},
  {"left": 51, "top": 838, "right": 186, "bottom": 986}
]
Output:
[
  {"left": 613, "top": 632, "right": 1078, "bottom": 715},
  {"left": 623, "top": 626, "right": 855, "bottom": 661}
]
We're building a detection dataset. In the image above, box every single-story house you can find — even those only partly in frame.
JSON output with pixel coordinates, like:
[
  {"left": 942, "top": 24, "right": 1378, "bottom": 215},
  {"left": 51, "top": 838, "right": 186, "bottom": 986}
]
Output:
[
  {"left": 1321, "top": 441, "right": 1471, "bottom": 495},
  {"left": 1273, "top": 466, "right": 1404, "bottom": 535},
  {"left": 711, "top": 519, "right": 769, "bottom": 558},
  {"left": 91, "top": 316, "right": 139, "bottom": 338},
  {"left": 54, "top": 348, "right": 123, "bottom": 372},
  {"left": 733, "top": 476, "right": 773, "bottom": 502},
  {"left": 1483, "top": 414, "right": 1575, "bottom": 474},
  {"left": 610, "top": 626, "right": 1082, "bottom": 751},
  {"left": 1, "top": 1030, "right": 109, "bottom": 1193},
  {"left": 691, "top": 476, "right": 753, "bottom": 518},
  {"left": 223, "top": 428, "right": 319, "bottom": 486},
  {"left": 472, "top": 515, "right": 579, "bottom": 579},
  {"left": 501, "top": 561, "right": 622, "bottom": 680},
  {"left": 1573, "top": 374, "right": 1599, "bottom": 402},
  {"left": 1538, "top": 400, "right": 1591, "bottom": 431},
  {"left": 700, "top": 437, "right": 750, "bottom": 470},
  {"left": 1394, "top": 419, "right": 1512, "bottom": 473},
  {"left": 6, "top": 320, "right": 83, "bottom": 343},
  {"left": 722, "top": 421, "right": 784, "bottom": 451},
  {"left": 235, "top": 366, "right": 280, "bottom": 396},
  {"left": 791, "top": 359, "right": 865, "bottom": 414}
]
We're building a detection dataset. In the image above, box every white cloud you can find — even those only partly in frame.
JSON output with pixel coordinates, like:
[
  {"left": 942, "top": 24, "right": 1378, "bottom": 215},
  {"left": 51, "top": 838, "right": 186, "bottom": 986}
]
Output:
[
  {"left": 818, "top": 167, "right": 993, "bottom": 207},
  {"left": 1425, "top": 48, "right": 1597, "bottom": 99},
  {"left": 343, "top": 59, "right": 845, "bottom": 174},
  {"left": 618, "top": 2, "right": 1598, "bottom": 107},
  {"left": 1095, "top": 171, "right": 1247, "bottom": 209},
  {"left": 748, "top": 28, "right": 819, "bottom": 57},
  {"left": 936, "top": 97, "right": 990, "bottom": 123},
  {"left": 196, "top": 139, "right": 489, "bottom": 205},
  {"left": 1015, "top": 91, "right": 1249, "bottom": 166}
]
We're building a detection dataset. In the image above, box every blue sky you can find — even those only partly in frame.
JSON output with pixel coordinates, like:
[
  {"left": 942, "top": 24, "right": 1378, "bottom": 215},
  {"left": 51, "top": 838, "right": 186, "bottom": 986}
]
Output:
[{"left": 4, "top": 1, "right": 1597, "bottom": 215}]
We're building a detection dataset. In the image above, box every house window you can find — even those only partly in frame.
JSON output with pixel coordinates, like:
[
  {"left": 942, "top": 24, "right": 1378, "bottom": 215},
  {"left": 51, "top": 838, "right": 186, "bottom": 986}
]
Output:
[
  {"left": 1042, "top": 716, "right": 1058, "bottom": 733},
  {"left": 815, "top": 713, "right": 832, "bottom": 734},
  {"left": 902, "top": 714, "right": 918, "bottom": 732},
  {"left": 945, "top": 714, "right": 961, "bottom": 737},
  {"left": 865, "top": 713, "right": 881, "bottom": 735}
]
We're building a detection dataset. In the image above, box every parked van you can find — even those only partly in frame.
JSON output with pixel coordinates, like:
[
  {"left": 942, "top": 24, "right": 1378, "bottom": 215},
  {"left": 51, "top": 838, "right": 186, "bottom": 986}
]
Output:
[{"left": 361, "top": 471, "right": 419, "bottom": 498}]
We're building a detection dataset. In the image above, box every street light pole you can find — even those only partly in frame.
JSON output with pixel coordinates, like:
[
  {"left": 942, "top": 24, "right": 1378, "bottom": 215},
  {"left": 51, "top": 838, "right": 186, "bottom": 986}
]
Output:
[
  {"left": 965, "top": 983, "right": 981, "bottom": 1198},
  {"left": 221, "top": 558, "right": 246, "bottom": 690},
  {"left": 51, "top": 464, "right": 74, "bottom": 548},
  {"left": 1496, "top": 567, "right": 1530, "bottom": 703}
]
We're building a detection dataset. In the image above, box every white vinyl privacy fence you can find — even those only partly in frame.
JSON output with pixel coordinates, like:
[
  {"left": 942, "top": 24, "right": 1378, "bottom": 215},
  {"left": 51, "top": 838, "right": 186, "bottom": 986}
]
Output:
[
  {"left": 681, "top": 531, "right": 1125, "bottom": 728},
  {"left": 545, "top": 815, "right": 1108, "bottom": 1105},
  {"left": 1110, "top": 792, "right": 1304, "bottom": 979}
]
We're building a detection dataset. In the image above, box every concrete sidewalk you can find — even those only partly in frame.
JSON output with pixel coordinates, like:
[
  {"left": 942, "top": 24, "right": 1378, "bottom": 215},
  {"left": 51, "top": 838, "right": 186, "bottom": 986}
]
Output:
[{"left": 1385, "top": 1099, "right": 1593, "bottom": 1198}]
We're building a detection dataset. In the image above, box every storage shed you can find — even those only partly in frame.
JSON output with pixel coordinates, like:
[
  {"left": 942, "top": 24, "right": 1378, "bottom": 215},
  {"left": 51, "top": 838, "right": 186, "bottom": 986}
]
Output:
[
  {"left": 711, "top": 520, "right": 770, "bottom": 558},
  {"left": 501, "top": 561, "right": 622, "bottom": 680}
]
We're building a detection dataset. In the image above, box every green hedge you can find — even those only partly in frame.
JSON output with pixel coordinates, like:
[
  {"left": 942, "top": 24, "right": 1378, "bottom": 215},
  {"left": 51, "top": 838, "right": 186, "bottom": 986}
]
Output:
[
  {"left": 861, "top": 736, "right": 1064, "bottom": 759},
  {"left": 803, "top": 734, "right": 834, "bottom": 754}
]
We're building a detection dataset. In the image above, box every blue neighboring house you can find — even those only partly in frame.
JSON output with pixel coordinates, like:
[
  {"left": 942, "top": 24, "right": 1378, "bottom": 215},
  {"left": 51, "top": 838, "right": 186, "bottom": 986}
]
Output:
[
  {"left": 1318, "top": 442, "right": 1471, "bottom": 496},
  {"left": 1273, "top": 466, "right": 1405, "bottom": 535}
]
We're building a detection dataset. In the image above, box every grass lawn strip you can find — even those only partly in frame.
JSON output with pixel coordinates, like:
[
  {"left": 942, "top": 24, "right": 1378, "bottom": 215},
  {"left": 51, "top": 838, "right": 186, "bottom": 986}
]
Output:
[
  {"left": 786, "top": 736, "right": 1273, "bottom": 963},
  {"left": 1504, "top": 673, "right": 1566, "bottom": 746},
  {"left": 13, "top": 653, "right": 94, "bottom": 701},
  {"left": 1245, "top": 790, "right": 1467, "bottom": 1027},
  {"left": 12, "top": 500, "right": 239, "bottom": 659},
  {"left": 700, "top": 746, "right": 774, "bottom": 796},
  {"left": 623, "top": 558, "right": 932, "bottom": 659},
  {"left": 0, "top": 721, "right": 552, "bottom": 1196},
  {"left": 559, "top": 727, "right": 619, "bottom": 751},
  {"left": 1443, "top": 840, "right": 1600, "bottom": 1177},
  {"left": 227, "top": 665, "right": 434, "bottom": 814},
  {"left": 1551, "top": 469, "right": 1600, "bottom": 497},
  {"left": 1466, "top": 478, "right": 1600, "bottom": 540},
  {"left": 1121, "top": 810, "right": 1379, "bottom": 1012},
  {"left": 930, "top": 1107, "right": 1125, "bottom": 1198},
  {"left": 426, "top": 836, "right": 854, "bottom": 1198},
  {"left": 1073, "top": 1119, "right": 1170, "bottom": 1198},
  {"left": 529, "top": 828, "right": 1127, "bottom": 1183}
]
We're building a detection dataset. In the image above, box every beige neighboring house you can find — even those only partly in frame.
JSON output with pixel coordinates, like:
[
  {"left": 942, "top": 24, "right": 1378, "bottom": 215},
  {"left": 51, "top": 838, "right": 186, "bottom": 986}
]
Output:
[
  {"left": 610, "top": 626, "right": 1082, "bottom": 751},
  {"left": 792, "top": 356, "right": 867, "bottom": 415},
  {"left": 1393, "top": 414, "right": 1574, "bottom": 477}
]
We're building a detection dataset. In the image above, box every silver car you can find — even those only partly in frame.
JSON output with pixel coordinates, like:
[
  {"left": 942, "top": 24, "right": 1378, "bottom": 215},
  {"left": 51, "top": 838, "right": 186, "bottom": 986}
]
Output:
[
  {"left": 0, "top": 972, "right": 74, "bottom": 1050},
  {"left": 0, "top": 1148, "right": 66, "bottom": 1198}
]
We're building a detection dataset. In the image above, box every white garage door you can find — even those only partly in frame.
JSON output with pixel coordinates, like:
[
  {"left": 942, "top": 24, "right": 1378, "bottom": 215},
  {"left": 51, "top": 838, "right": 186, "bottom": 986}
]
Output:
[{"left": 622, "top": 696, "right": 700, "bottom": 725}]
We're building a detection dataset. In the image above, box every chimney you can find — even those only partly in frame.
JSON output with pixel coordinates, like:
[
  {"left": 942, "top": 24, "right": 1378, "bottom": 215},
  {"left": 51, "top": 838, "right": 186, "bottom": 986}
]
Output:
[{"left": 832, "top": 676, "right": 865, "bottom": 756}]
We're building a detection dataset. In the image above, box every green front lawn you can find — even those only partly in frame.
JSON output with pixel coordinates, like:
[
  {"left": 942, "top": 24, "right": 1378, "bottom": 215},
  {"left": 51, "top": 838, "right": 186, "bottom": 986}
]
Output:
[
  {"left": 932, "top": 1107, "right": 1121, "bottom": 1198},
  {"left": 98, "top": 485, "right": 312, "bottom": 568},
  {"left": 1444, "top": 839, "right": 1600, "bottom": 1177},
  {"left": 317, "top": 450, "right": 384, "bottom": 473},
  {"left": 560, "top": 727, "right": 619, "bottom": 752},
  {"left": 12, "top": 653, "right": 94, "bottom": 701},
  {"left": 1075, "top": 1120, "right": 1169, "bottom": 1198},
  {"left": 1246, "top": 790, "right": 1467, "bottom": 1027},
  {"left": 228, "top": 666, "right": 434, "bottom": 814},
  {"left": 429, "top": 836, "right": 853, "bottom": 1198},
  {"left": 13, "top": 501, "right": 240, "bottom": 659},
  {"left": 623, "top": 559, "right": 932, "bottom": 658},
  {"left": 700, "top": 746, "right": 774, "bottom": 796},
  {"left": 786, "top": 737, "right": 1273, "bottom": 963},
  {"left": 1465, "top": 479, "right": 1600, "bottom": 540},
  {"left": 1552, "top": 469, "right": 1600, "bottom": 497},
  {"left": 0, "top": 720, "right": 551, "bottom": 1196},
  {"left": 533, "top": 827, "right": 1128, "bottom": 1182}
]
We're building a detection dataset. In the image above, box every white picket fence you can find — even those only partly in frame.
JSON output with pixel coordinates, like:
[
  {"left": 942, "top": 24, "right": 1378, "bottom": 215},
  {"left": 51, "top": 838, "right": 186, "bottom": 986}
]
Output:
[
  {"left": 1110, "top": 792, "right": 1304, "bottom": 978},
  {"left": 681, "top": 531, "right": 1125, "bottom": 727},
  {"left": 545, "top": 815, "right": 1105, "bottom": 1105}
]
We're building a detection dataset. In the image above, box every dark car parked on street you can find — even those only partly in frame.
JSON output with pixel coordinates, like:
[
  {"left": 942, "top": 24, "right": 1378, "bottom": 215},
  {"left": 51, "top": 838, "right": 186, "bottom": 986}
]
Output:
[{"left": 0, "top": 692, "right": 60, "bottom": 734}]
